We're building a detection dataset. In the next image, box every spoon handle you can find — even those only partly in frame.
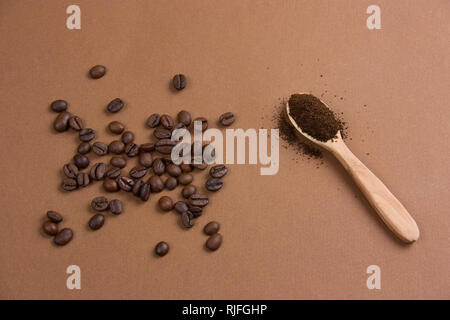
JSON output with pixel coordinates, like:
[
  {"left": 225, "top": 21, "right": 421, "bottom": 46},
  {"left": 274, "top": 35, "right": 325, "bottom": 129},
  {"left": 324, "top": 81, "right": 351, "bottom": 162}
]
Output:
[{"left": 330, "top": 139, "right": 419, "bottom": 243}]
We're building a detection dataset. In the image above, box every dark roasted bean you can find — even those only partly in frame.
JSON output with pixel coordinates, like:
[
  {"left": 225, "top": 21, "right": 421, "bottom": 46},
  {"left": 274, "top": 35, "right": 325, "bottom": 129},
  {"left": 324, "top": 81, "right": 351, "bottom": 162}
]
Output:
[
  {"left": 89, "top": 65, "right": 106, "bottom": 79},
  {"left": 46, "top": 211, "right": 63, "bottom": 223},
  {"left": 129, "top": 166, "right": 147, "bottom": 179},
  {"left": 155, "top": 139, "right": 176, "bottom": 154},
  {"left": 103, "top": 179, "right": 119, "bottom": 192},
  {"left": 117, "top": 176, "right": 134, "bottom": 191},
  {"left": 50, "top": 100, "right": 68, "bottom": 112},
  {"left": 139, "top": 183, "right": 151, "bottom": 201},
  {"left": 155, "top": 241, "right": 169, "bottom": 257},
  {"left": 177, "top": 110, "right": 192, "bottom": 126},
  {"left": 132, "top": 180, "right": 144, "bottom": 196},
  {"left": 206, "top": 233, "right": 222, "bottom": 251},
  {"left": 109, "top": 199, "right": 123, "bottom": 215},
  {"left": 54, "top": 111, "right": 71, "bottom": 132},
  {"left": 139, "top": 142, "right": 155, "bottom": 152},
  {"left": 209, "top": 165, "right": 228, "bottom": 178},
  {"left": 178, "top": 173, "right": 193, "bottom": 185},
  {"left": 165, "top": 177, "right": 178, "bottom": 190},
  {"left": 106, "top": 166, "right": 121, "bottom": 179},
  {"left": 182, "top": 185, "right": 197, "bottom": 199},
  {"left": 152, "top": 158, "right": 165, "bottom": 176},
  {"left": 219, "top": 112, "right": 235, "bottom": 126},
  {"left": 89, "top": 214, "right": 105, "bottom": 230},
  {"left": 89, "top": 162, "right": 106, "bottom": 180},
  {"left": 188, "top": 206, "right": 203, "bottom": 218},
  {"left": 160, "top": 114, "right": 174, "bottom": 130},
  {"left": 158, "top": 196, "right": 173, "bottom": 211},
  {"left": 69, "top": 116, "right": 83, "bottom": 131},
  {"left": 76, "top": 172, "right": 90, "bottom": 187},
  {"left": 146, "top": 114, "right": 161, "bottom": 128},
  {"left": 108, "top": 121, "right": 125, "bottom": 134},
  {"left": 181, "top": 211, "right": 195, "bottom": 228},
  {"left": 121, "top": 131, "right": 134, "bottom": 144},
  {"left": 73, "top": 154, "right": 89, "bottom": 169},
  {"left": 148, "top": 175, "right": 164, "bottom": 193},
  {"left": 54, "top": 228, "right": 73, "bottom": 246},
  {"left": 77, "top": 142, "right": 91, "bottom": 154},
  {"left": 153, "top": 127, "right": 171, "bottom": 139},
  {"left": 108, "top": 140, "right": 125, "bottom": 154},
  {"left": 193, "top": 117, "right": 208, "bottom": 131},
  {"left": 63, "top": 163, "right": 78, "bottom": 179},
  {"left": 110, "top": 156, "right": 127, "bottom": 168},
  {"left": 139, "top": 152, "right": 153, "bottom": 167},
  {"left": 91, "top": 196, "right": 109, "bottom": 211},
  {"left": 204, "top": 221, "right": 220, "bottom": 235},
  {"left": 174, "top": 201, "right": 188, "bottom": 214},
  {"left": 107, "top": 98, "right": 124, "bottom": 113},
  {"left": 193, "top": 161, "right": 208, "bottom": 170},
  {"left": 206, "top": 178, "right": 223, "bottom": 192},
  {"left": 61, "top": 178, "right": 77, "bottom": 191},
  {"left": 79, "top": 128, "right": 95, "bottom": 142},
  {"left": 172, "top": 74, "right": 186, "bottom": 91},
  {"left": 188, "top": 194, "right": 209, "bottom": 207},
  {"left": 125, "top": 143, "right": 139, "bottom": 157},
  {"left": 166, "top": 164, "right": 182, "bottom": 177},
  {"left": 180, "top": 163, "right": 193, "bottom": 173},
  {"left": 43, "top": 221, "right": 58, "bottom": 236},
  {"left": 92, "top": 142, "right": 108, "bottom": 156}
]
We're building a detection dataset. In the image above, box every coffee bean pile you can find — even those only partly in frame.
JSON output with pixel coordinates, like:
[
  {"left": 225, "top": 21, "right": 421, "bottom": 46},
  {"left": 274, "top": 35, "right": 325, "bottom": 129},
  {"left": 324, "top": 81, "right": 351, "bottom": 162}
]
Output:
[{"left": 42, "top": 211, "right": 74, "bottom": 246}]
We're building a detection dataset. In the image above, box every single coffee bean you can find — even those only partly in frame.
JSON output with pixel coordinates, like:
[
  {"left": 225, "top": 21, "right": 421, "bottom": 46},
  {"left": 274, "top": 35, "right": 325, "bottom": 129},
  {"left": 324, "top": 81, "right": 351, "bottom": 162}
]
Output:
[
  {"left": 117, "top": 176, "right": 134, "bottom": 191},
  {"left": 73, "top": 154, "right": 90, "bottom": 169},
  {"left": 204, "top": 221, "right": 220, "bottom": 235},
  {"left": 77, "top": 142, "right": 91, "bottom": 154},
  {"left": 89, "top": 214, "right": 105, "bottom": 230},
  {"left": 160, "top": 114, "right": 174, "bottom": 130},
  {"left": 46, "top": 211, "right": 63, "bottom": 223},
  {"left": 172, "top": 74, "right": 186, "bottom": 91},
  {"left": 92, "top": 142, "right": 108, "bottom": 156},
  {"left": 69, "top": 116, "right": 83, "bottom": 131},
  {"left": 61, "top": 178, "right": 77, "bottom": 191},
  {"left": 106, "top": 166, "right": 121, "bottom": 179},
  {"left": 121, "top": 131, "right": 134, "bottom": 144},
  {"left": 125, "top": 143, "right": 139, "bottom": 157},
  {"left": 79, "top": 128, "right": 95, "bottom": 142},
  {"left": 189, "top": 194, "right": 209, "bottom": 207},
  {"left": 178, "top": 173, "right": 193, "bottom": 185},
  {"left": 132, "top": 180, "right": 144, "bottom": 196},
  {"left": 205, "top": 233, "right": 223, "bottom": 251},
  {"left": 146, "top": 113, "right": 161, "bottom": 128},
  {"left": 91, "top": 196, "right": 109, "bottom": 211},
  {"left": 107, "top": 98, "right": 124, "bottom": 113},
  {"left": 110, "top": 156, "right": 127, "bottom": 168},
  {"left": 152, "top": 158, "right": 165, "bottom": 176},
  {"left": 139, "top": 142, "right": 155, "bottom": 152},
  {"left": 108, "top": 140, "right": 125, "bottom": 154},
  {"left": 139, "top": 152, "right": 153, "bottom": 167},
  {"left": 181, "top": 211, "right": 195, "bottom": 228},
  {"left": 50, "top": 100, "right": 68, "bottom": 112},
  {"left": 158, "top": 196, "right": 173, "bottom": 211},
  {"left": 209, "top": 165, "right": 228, "bottom": 178},
  {"left": 153, "top": 127, "right": 171, "bottom": 139},
  {"left": 180, "top": 163, "right": 193, "bottom": 173},
  {"left": 148, "top": 175, "right": 164, "bottom": 193},
  {"left": 206, "top": 178, "right": 223, "bottom": 192},
  {"left": 193, "top": 117, "right": 208, "bottom": 131},
  {"left": 109, "top": 199, "right": 123, "bottom": 215},
  {"left": 177, "top": 110, "right": 192, "bottom": 126},
  {"left": 43, "top": 221, "right": 58, "bottom": 236},
  {"left": 219, "top": 112, "right": 235, "bottom": 126},
  {"left": 188, "top": 206, "right": 203, "bottom": 218},
  {"left": 54, "top": 228, "right": 73, "bottom": 246},
  {"left": 182, "top": 185, "right": 196, "bottom": 199},
  {"left": 139, "top": 183, "right": 151, "bottom": 201},
  {"left": 155, "top": 241, "right": 169, "bottom": 257},
  {"left": 76, "top": 172, "right": 90, "bottom": 187},
  {"left": 174, "top": 201, "right": 188, "bottom": 214},
  {"left": 108, "top": 121, "right": 125, "bottom": 134},
  {"left": 89, "top": 65, "right": 106, "bottom": 79},
  {"left": 89, "top": 162, "right": 106, "bottom": 180},
  {"left": 63, "top": 163, "right": 78, "bottom": 179},
  {"left": 129, "top": 166, "right": 148, "bottom": 179},
  {"left": 165, "top": 177, "right": 178, "bottom": 190},
  {"left": 155, "top": 139, "right": 176, "bottom": 154},
  {"left": 54, "top": 111, "right": 71, "bottom": 132},
  {"left": 166, "top": 164, "right": 182, "bottom": 177},
  {"left": 103, "top": 179, "right": 119, "bottom": 192}
]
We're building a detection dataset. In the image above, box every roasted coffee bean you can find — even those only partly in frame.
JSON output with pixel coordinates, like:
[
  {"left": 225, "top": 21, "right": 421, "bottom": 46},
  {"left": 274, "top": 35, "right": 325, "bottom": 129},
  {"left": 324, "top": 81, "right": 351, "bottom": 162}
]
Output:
[
  {"left": 139, "top": 183, "right": 151, "bottom": 201},
  {"left": 121, "top": 131, "right": 134, "bottom": 144},
  {"left": 209, "top": 165, "right": 228, "bottom": 178},
  {"left": 158, "top": 196, "right": 173, "bottom": 211},
  {"left": 139, "top": 152, "right": 153, "bottom": 167},
  {"left": 206, "top": 233, "right": 222, "bottom": 251},
  {"left": 106, "top": 166, "right": 121, "bottom": 179},
  {"left": 148, "top": 175, "right": 164, "bottom": 193},
  {"left": 43, "top": 221, "right": 58, "bottom": 236},
  {"left": 69, "top": 116, "right": 83, "bottom": 131},
  {"left": 152, "top": 158, "right": 165, "bottom": 176},
  {"left": 54, "top": 228, "right": 73, "bottom": 246},
  {"left": 47, "top": 211, "right": 63, "bottom": 223},
  {"left": 146, "top": 113, "right": 161, "bottom": 128},
  {"left": 180, "top": 163, "right": 193, "bottom": 173},
  {"left": 129, "top": 166, "right": 147, "bottom": 179},
  {"left": 153, "top": 127, "right": 171, "bottom": 139},
  {"left": 204, "top": 221, "right": 220, "bottom": 235},
  {"left": 108, "top": 140, "right": 125, "bottom": 154},
  {"left": 155, "top": 241, "right": 169, "bottom": 257},
  {"left": 89, "top": 162, "right": 106, "bottom": 180},
  {"left": 188, "top": 194, "right": 209, "bottom": 207},
  {"left": 172, "top": 74, "right": 186, "bottom": 91},
  {"left": 193, "top": 161, "right": 208, "bottom": 170},
  {"left": 89, "top": 65, "right": 106, "bottom": 79},
  {"left": 182, "top": 185, "right": 197, "bottom": 199},
  {"left": 89, "top": 214, "right": 105, "bottom": 230},
  {"left": 160, "top": 114, "right": 174, "bottom": 130},
  {"left": 132, "top": 180, "right": 144, "bottom": 196},
  {"left": 73, "top": 154, "right": 90, "bottom": 169},
  {"left": 166, "top": 164, "right": 182, "bottom": 177},
  {"left": 54, "top": 111, "right": 71, "bottom": 132},
  {"left": 50, "top": 100, "right": 68, "bottom": 112},
  {"left": 125, "top": 143, "right": 139, "bottom": 157},
  {"left": 178, "top": 173, "right": 193, "bottom": 185},
  {"left": 155, "top": 139, "right": 176, "bottom": 154},
  {"left": 77, "top": 142, "right": 91, "bottom": 154},
  {"left": 206, "top": 178, "right": 223, "bottom": 191},
  {"left": 173, "top": 122, "right": 187, "bottom": 131},
  {"left": 107, "top": 98, "right": 124, "bottom": 113},
  {"left": 181, "top": 211, "right": 195, "bottom": 228},
  {"left": 61, "top": 178, "right": 77, "bottom": 191},
  {"left": 110, "top": 156, "right": 127, "bottom": 168},
  {"left": 91, "top": 196, "right": 109, "bottom": 211},
  {"left": 79, "top": 128, "right": 95, "bottom": 142},
  {"left": 117, "top": 176, "right": 134, "bottom": 191},
  {"left": 92, "top": 142, "right": 108, "bottom": 156},
  {"left": 193, "top": 117, "right": 208, "bottom": 131},
  {"left": 139, "top": 142, "right": 155, "bottom": 152},
  {"left": 174, "top": 201, "right": 189, "bottom": 214},
  {"left": 76, "top": 172, "right": 90, "bottom": 187},
  {"left": 108, "top": 121, "right": 125, "bottom": 134},
  {"left": 103, "top": 179, "right": 119, "bottom": 192},
  {"left": 219, "top": 112, "right": 235, "bottom": 126},
  {"left": 109, "top": 199, "right": 123, "bottom": 215},
  {"left": 177, "top": 110, "right": 192, "bottom": 126},
  {"left": 165, "top": 177, "right": 178, "bottom": 190},
  {"left": 63, "top": 163, "right": 78, "bottom": 179},
  {"left": 188, "top": 206, "right": 203, "bottom": 218}
]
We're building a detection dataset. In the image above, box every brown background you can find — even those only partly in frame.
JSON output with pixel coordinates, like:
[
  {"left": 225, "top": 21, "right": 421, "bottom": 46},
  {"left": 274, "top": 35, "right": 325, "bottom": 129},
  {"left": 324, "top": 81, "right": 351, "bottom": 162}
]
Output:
[{"left": 0, "top": 0, "right": 449, "bottom": 299}]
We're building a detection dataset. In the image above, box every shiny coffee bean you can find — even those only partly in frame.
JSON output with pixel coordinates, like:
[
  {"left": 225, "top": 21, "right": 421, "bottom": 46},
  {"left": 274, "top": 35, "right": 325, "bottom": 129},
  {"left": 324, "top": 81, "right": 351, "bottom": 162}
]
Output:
[
  {"left": 172, "top": 74, "right": 186, "bottom": 90},
  {"left": 148, "top": 175, "right": 164, "bottom": 193},
  {"left": 153, "top": 128, "right": 171, "bottom": 139},
  {"left": 43, "top": 221, "right": 58, "bottom": 236},
  {"left": 69, "top": 116, "right": 83, "bottom": 131},
  {"left": 188, "top": 194, "right": 209, "bottom": 207},
  {"left": 209, "top": 165, "right": 228, "bottom": 178},
  {"left": 139, "top": 152, "right": 153, "bottom": 167},
  {"left": 91, "top": 196, "right": 109, "bottom": 211},
  {"left": 165, "top": 177, "right": 178, "bottom": 190},
  {"left": 121, "top": 131, "right": 134, "bottom": 144},
  {"left": 152, "top": 158, "right": 165, "bottom": 176},
  {"left": 89, "top": 214, "right": 105, "bottom": 230},
  {"left": 109, "top": 199, "right": 123, "bottom": 215},
  {"left": 129, "top": 166, "right": 147, "bottom": 179},
  {"left": 204, "top": 221, "right": 220, "bottom": 235},
  {"left": 79, "top": 128, "right": 95, "bottom": 142},
  {"left": 63, "top": 163, "right": 78, "bottom": 179},
  {"left": 139, "top": 142, "right": 155, "bottom": 152},
  {"left": 77, "top": 142, "right": 91, "bottom": 154},
  {"left": 146, "top": 114, "right": 161, "bottom": 128},
  {"left": 109, "top": 140, "right": 125, "bottom": 154},
  {"left": 89, "top": 162, "right": 106, "bottom": 180},
  {"left": 180, "top": 163, "right": 193, "bottom": 173},
  {"left": 188, "top": 206, "right": 203, "bottom": 218},
  {"left": 177, "top": 110, "right": 192, "bottom": 126},
  {"left": 159, "top": 196, "right": 173, "bottom": 211},
  {"left": 47, "top": 211, "right": 63, "bottom": 223},
  {"left": 181, "top": 211, "right": 195, "bottom": 228},
  {"left": 125, "top": 143, "right": 139, "bottom": 157},
  {"left": 160, "top": 114, "right": 174, "bottom": 130},
  {"left": 103, "top": 179, "right": 119, "bottom": 192},
  {"left": 206, "top": 233, "right": 222, "bottom": 251},
  {"left": 106, "top": 166, "right": 121, "bottom": 179},
  {"left": 155, "top": 139, "right": 176, "bottom": 154},
  {"left": 132, "top": 180, "right": 144, "bottom": 196},
  {"left": 89, "top": 65, "right": 106, "bottom": 79},
  {"left": 108, "top": 121, "right": 125, "bottom": 134},
  {"left": 139, "top": 183, "right": 151, "bottom": 201},
  {"left": 110, "top": 156, "right": 127, "bottom": 168},
  {"left": 178, "top": 173, "right": 193, "bottom": 185},
  {"left": 107, "top": 98, "right": 124, "bottom": 113},
  {"left": 219, "top": 112, "right": 235, "bottom": 126},
  {"left": 117, "top": 176, "right": 134, "bottom": 191},
  {"left": 76, "top": 172, "right": 90, "bottom": 187},
  {"left": 50, "top": 100, "right": 68, "bottom": 112},
  {"left": 61, "top": 178, "right": 77, "bottom": 191},
  {"left": 73, "top": 154, "right": 90, "bottom": 169},
  {"left": 206, "top": 178, "right": 223, "bottom": 192},
  {"left": 92, "top": 142, "right": 108, "bottom": 156},
  {"left": 182, "top": 185, "right": 197, "bottom": 199},
  {"left": 166, "top": 164, "right": 182, "bottom": 177},
  {"left": 54, "top": 228, "right": 73, "bottom": 246},
  {"left": 193, "top": 117, "right": 208, "bottom": 131},
  {"left": 155, "top": 241, "right": 169, "bottom": 257},
  {"left": 54, "top": 111, "right": 71, "bottom": 132},
  {"left": 174, "top": 201, "right": 188, "bottom": 214}
]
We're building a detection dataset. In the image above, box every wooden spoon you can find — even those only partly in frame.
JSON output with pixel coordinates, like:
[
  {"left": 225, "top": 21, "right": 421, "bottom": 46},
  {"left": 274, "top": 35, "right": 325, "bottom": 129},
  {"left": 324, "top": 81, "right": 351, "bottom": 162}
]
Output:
[{"left": 286, "top": 97, "right": 420, "bottom": 243}]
